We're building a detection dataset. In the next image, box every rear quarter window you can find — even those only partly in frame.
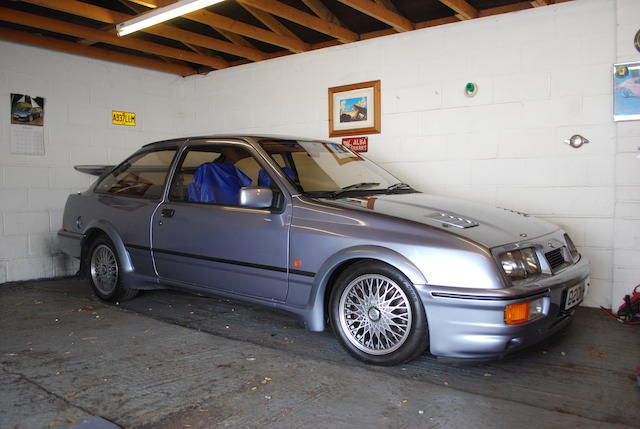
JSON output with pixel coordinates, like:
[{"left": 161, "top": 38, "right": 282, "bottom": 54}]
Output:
[{"left": 95, "top": 149, "right": 176, "bottom": 199}]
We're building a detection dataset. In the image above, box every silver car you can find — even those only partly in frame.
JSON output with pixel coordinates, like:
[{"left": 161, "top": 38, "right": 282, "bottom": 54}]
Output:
[{"left": 58, "top": 136, "right": 590, "bottom": 365}]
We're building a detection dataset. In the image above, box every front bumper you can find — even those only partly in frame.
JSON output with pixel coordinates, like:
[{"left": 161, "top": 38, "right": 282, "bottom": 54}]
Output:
[{"left": 417, "top": 255, "right": 590, "bottom": 359}]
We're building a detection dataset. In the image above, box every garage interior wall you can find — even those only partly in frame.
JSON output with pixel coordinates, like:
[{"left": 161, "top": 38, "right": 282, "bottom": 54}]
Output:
[
  {"left": 0, "top": 0, "right": 636, "bottom": 310},
  {"left": 0, "top": 46, "right": 182, "bottom": 282}
]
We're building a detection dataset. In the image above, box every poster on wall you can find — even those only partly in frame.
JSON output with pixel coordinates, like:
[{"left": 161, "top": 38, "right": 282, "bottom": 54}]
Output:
[
  {"left": 614, "top": 62, "right": 640, "bottom": 121},
  {"left": 328, "top": 80, "right": 381, "bottom": 137},
  {"left": 10, "top": 93, "right": 45, "bottom": 156}
]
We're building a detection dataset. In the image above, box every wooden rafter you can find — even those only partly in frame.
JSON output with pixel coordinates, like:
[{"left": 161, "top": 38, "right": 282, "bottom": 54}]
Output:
[
  {"left": 302, "top": 0, "right": 346, "bottom": 28},
  {"left": 335, "top": 0, "right": 413, "bottom": 32},
  {"left": 237, "top": 0, "right": 358, "bottom": 43},
  {"left": 479, "top": 2, "right": 532, "bottom": 17},
  {"left": 374, "top": 0, "right": 400, "bottom": 14},
  {"left": 125, "top": 0, "right": 309, "bottom": 53},
  {"left": 21, "top": 0, "right": 268, "bottom": 61},
  {"left": 239, "top": 3, "right": 303, "bottom": 42},
  {"left": 438, "top": 0, "right": 478, "bottom": 20},
  {"left": 0, "top": 7, "right": 229, "bottom": 69},
  {"left": 0, "top": 27, "right": 195, "bottom": 75},
  {"left": 530, "top": 0, "right": 550, "bottom": 6}
]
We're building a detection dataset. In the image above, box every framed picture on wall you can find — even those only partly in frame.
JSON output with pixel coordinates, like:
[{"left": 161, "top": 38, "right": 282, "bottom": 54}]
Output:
[
  {"left": 613, "top": 62, "right": 640, "bottom": 121},
  {"left": 328, "top": 80, "right": 381, "bottom": 137}
]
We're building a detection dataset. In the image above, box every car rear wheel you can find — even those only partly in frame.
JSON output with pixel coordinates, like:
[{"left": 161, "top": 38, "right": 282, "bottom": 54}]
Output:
[
  {"left": 621, "top": 88, "right": 632, "bottom": 98},
  {"left": 87, "top": 236, "right": 138, "bottom": 302},
  {"left": 330, "top": 261, "right": 428, "bottom": 365}
]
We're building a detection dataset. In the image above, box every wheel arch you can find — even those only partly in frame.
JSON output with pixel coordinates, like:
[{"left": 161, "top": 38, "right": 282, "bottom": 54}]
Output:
[
  {"left": 80, "top": 220, "right": 134, "bottom": 274},
  {"left": 304, "top": 245, "right": 428, "bottom": 332}
]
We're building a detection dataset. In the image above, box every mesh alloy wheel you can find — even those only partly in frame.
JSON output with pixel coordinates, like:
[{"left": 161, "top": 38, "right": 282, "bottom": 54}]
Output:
[{"left": 338, "top": 274, "right": 413, "bottom": 355}]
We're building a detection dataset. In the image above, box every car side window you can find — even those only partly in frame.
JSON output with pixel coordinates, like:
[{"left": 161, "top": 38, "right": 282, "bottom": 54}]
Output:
[
  {"left": 168, "top": 145, "right": 280, "bottom": 206},
  {"left": 94, "top": 149, "right": 176, "bottom": 199}
]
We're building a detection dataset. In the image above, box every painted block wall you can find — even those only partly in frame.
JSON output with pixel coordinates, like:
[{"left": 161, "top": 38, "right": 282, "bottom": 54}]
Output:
[
  {"left": 613, "top": 0, "right": 640, "bottom": 308},
  {"left": 176, "top": 0, "right": 620, "bottom": 307},
  {"left": 0, "top": 40, "right": 181, "bottom": 282}
]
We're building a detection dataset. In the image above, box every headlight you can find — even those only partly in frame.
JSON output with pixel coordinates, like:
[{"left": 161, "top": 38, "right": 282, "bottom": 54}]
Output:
[
  {"left": 499, "top": 248, "right": 541, "bottom": 281},
  {"left": 564, "top": 233, "right": 580, "bottom": 263}
]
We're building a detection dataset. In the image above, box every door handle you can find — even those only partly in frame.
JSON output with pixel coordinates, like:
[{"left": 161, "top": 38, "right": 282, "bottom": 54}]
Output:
[{"left": 161, "top": 208, "right": 175, "bottom": 218}]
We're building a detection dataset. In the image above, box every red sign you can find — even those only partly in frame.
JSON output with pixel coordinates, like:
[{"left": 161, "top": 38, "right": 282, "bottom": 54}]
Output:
[{"left": 342, "top": 136, "right": 368, "bottom": 153}]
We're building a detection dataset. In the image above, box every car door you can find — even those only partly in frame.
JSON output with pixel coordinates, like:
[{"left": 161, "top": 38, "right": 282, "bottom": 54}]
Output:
[
  {"left": 91, "top": 145, "right": 179, "bottom": 277},
  {"left": 151, "top": 140, "right": 291, "bottom": 301}
]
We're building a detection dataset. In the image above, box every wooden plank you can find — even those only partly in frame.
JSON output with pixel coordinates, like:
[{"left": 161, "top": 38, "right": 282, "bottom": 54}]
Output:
[
  {"left": 239, "top": 3, "right": 303, "bottom": 42},
  {"left": 215, "top": 28, "right": 256, "bottom": 49},
  {"left": 414, "top": 16, "right": 459, "bottom": 29},
  {"left": 0, "top": 27, "right": 195, "bottom": 75},
  {"left": 374, "top": 0, "right": 400, "bottom": 14},
  {"left": 237, "top": 0, "right": 358, "bottom": 43},
  {"left": 530, "top": 0, "right": 549, "bottom": 6},
  {"left": 126, "top": 0, "right": 309, "bottom": 53},
  {"left": 21, "top": 0, "right": 268, "bottom": 61},
  {"left": 335, "top": 0, "right": 414, "bottom": 32},
  {"left": 0, "top": 7, "right": 229, "bottom": 69},
  {"left": 184, "top": 9, "right": 309, "bottom": 52},
  {"left": 302, "top": 0, "right": 345, "bottom": 27},
  {"left": 479, "top": 2, "right": 532, "bottom": 16},
  {"left": 438, "top": 0, "right": 478, "bottom": 20}
]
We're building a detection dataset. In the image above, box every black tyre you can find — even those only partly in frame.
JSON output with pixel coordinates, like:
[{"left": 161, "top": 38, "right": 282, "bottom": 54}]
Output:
[
  {"left": 330, "top": 260, "right": 428, "bottom": 365},
  {"left": 86, "top": 236, "right": 138, "bottom": 302}
]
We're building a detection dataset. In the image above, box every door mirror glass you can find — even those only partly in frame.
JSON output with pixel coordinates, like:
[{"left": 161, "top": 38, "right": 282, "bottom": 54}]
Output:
[{"left": 239, "top": 187, "right": 273, "bottom": 208}]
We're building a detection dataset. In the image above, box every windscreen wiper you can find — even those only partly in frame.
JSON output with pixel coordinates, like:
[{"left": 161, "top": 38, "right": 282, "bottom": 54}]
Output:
[
  {"left": 386, "top": 182, "right": 414, "bottom": 192},
  {"left": 330, "top": 182, "right": 381, "bottom": 198}
]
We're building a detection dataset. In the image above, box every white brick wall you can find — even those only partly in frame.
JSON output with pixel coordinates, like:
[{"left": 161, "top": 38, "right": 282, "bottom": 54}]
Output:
[
  {"left": 0, "top": 40, "right": 181, "bottom": 282},
  {"left": 175, "top": 0, "right": 620, "bottom": 308},
  {"left": 0, "top": 0, "right": 635, "bottom": 311},
  {"left": 613, "top": 0, "right": 640, "bottom": 309}
]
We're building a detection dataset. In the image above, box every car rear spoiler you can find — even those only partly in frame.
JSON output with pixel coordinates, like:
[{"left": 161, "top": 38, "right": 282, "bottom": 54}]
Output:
[{"left": 74, "top": 165, "right": 115, "bottom": 176}]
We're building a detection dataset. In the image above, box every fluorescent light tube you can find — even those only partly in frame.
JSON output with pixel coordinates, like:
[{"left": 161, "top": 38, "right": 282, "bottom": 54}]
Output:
[{"left": 117, "top": 0, "right": 224, "bottom": 36}]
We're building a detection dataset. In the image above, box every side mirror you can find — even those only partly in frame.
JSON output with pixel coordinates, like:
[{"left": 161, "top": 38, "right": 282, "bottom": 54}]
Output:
[{"left": 239, "top": 187, "right": 273, "bottom": 208}]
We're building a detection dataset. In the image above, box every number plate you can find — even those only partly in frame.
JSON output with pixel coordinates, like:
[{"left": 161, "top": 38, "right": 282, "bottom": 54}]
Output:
[{"left": 564, "top": 282, "right": 585, "bottom": 310}]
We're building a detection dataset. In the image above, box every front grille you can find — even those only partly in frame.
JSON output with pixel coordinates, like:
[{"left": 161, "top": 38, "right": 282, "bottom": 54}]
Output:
[{"left": 545, "top": 248, "right": 565, "bottom": 270}]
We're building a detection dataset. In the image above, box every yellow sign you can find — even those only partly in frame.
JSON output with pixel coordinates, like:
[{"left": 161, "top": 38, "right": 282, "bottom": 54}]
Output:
[{"left": 112, "top": 110, "right": 136, "bottom": 126}]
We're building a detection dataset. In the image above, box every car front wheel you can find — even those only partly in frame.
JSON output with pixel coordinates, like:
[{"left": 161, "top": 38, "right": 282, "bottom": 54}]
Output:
[
  {"left": 87, "top": 236, "right": 138, "bottom": 302},
  {"left": 330, "top": 261, "right": 428, "bottom": 365}
]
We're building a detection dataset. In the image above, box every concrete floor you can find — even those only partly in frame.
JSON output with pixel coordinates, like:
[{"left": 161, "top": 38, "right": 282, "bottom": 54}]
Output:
[{"left": 1, "top": 278, "right": 638, "bottom": 429}]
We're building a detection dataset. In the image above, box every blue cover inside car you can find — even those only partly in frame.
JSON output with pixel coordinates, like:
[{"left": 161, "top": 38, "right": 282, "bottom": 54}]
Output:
[
  {"left": 188, "top": 162, "right": 252, "bottom": 204},
  {"left": 258, "top": 167, "right": 296, "bottom": 187}
]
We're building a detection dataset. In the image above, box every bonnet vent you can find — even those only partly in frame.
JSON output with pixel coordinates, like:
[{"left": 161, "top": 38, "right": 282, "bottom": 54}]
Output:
[{"left": 428, "top": 212, "right": 479, "bottom": 229}]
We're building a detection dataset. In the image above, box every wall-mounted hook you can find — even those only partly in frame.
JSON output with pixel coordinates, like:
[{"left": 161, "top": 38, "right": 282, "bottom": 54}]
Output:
[{"left": 564, "top": 134, "right": 589, "bottom": 149}]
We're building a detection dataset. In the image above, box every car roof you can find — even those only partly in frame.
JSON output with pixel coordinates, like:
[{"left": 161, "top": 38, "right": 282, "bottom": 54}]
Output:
[{"left": 141, "top": 134, "right": 332, "bottom": 148}]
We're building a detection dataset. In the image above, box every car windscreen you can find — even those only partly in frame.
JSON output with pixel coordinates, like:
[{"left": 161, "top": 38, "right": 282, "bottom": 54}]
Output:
[{"left": 259, "top": 140, "right": 413, "bottom": 197}]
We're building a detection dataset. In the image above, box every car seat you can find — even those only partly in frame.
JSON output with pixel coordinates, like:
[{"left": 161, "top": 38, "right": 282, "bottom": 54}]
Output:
[
  {"left": 188, "top": 162, "right": 252, "bottom": 204},
  {"left": 258, "top": 167, "right": 297, "bottom": 187}
]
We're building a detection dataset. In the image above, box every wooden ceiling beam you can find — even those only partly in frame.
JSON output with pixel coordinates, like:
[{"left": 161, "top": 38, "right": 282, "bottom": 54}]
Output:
[
  {"left": 479, "top": 2, "right": 532, "bottom": 16},
  {"left": 126, "top": 0, "right": 309, "bottom": 53},
  {"left": 334, "top": 0, "right": 414, "bottom": 32},
  {"left": 237, "top": 0, "right": 358, "bottom": 43},
  {"left": 438, "top": 0, "right": 478, "bottom": 20},
  {"left": 530, "top": 0, "right": 550, "bottom": 6},
  {"left": 302, "top": 0, "right": 346, "bottom": 28},
  {"left": 0, "top": 7, "right": 229, "bottom": 69},
  {"left": 239, "top": 3, "right": 304, "bottom": 42},
  {"left": 184, "top": 9, "right": 309, "bottom": 52},
  {"left": 21, "top": 0, "right": 268, "bottom": 61},
  {"left": 0, "top": 27, "right": 195, "bottom": 75},
  {"left": 215, "top": 28, "right": 257, "bottom": 49}
]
